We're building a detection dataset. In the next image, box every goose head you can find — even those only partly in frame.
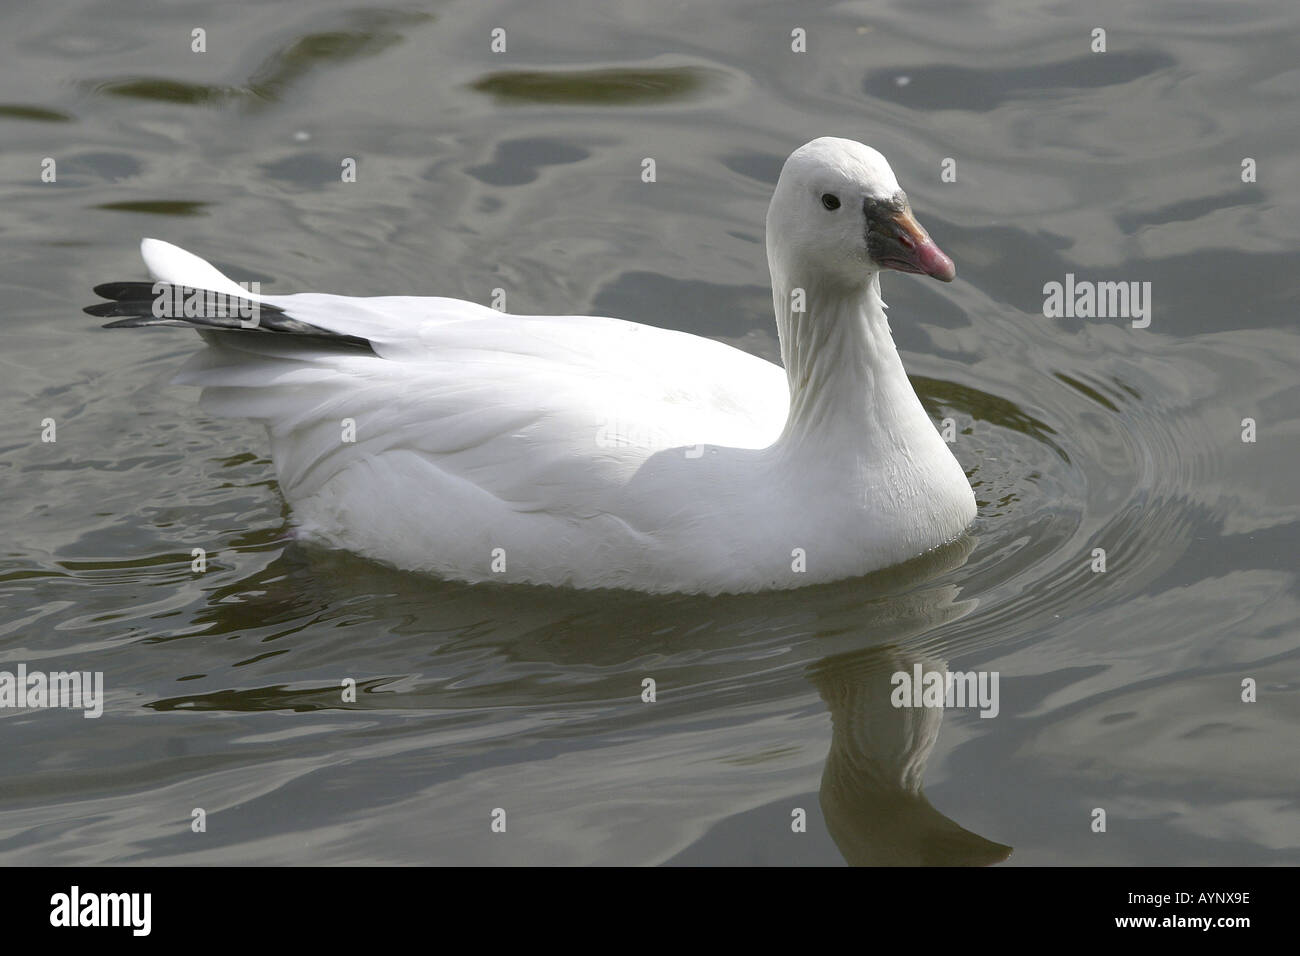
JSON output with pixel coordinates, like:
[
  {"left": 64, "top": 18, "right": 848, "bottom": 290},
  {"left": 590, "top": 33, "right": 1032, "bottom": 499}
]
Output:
[{"left": 766, "top": 136, "right": 955, "bottom": 292}]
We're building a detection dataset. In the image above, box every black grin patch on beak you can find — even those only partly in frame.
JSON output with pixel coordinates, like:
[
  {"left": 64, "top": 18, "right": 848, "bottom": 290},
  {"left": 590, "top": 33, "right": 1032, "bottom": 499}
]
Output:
[{"left": 863, "top": 190, "right": 909, "bottom": 261}]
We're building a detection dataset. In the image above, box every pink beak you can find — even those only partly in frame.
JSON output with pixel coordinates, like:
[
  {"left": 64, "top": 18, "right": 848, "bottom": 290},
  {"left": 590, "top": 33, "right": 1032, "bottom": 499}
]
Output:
[{"left": 877, "top": 206, "right": 956, "bottom": 282}]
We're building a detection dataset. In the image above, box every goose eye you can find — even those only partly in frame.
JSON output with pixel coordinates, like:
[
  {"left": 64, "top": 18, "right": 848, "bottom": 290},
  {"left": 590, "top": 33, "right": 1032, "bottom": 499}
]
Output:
[{"left": 821, "top": 193, "right": 841, "bottom": 211}]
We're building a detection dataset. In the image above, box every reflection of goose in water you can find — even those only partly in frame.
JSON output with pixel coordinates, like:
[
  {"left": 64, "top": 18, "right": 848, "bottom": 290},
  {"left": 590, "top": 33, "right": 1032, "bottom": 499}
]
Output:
[
  {"left": 146, "top": 531, "right": 1010, "bottom": 865},
  {"left": 811, "top": 646, "right": 1011, "bottom": 866},
  {"left": 802, "top": 538, "right": 1010, "bottom": 865}
]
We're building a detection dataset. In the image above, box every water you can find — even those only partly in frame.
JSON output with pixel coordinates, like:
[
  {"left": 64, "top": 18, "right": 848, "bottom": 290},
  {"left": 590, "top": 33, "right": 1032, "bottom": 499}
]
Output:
[{"left": 1, "top": 0, "right": 1298, "bottom": 865}]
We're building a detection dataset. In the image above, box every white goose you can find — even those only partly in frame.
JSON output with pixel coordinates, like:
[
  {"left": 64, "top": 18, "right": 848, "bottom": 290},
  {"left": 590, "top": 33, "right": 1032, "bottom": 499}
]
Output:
[{"left": 89, "top": 137, "right": 976, "bottom": 594}]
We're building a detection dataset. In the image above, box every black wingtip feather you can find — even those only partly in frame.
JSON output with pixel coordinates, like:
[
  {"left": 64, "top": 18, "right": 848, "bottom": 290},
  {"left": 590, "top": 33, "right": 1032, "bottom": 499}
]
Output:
[
  {"left": 87, "top": 279, "right": 375, "bottom": 353},
  {"left": 100, "top": 316, "right": 195, "bottom": 328},
  {"left": 92, "top": 281, "right": 149, "bottom": 300}
]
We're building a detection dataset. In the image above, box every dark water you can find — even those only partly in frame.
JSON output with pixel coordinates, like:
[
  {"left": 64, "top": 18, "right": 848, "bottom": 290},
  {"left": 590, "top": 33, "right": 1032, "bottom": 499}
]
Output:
[{"left": 1, "top": 0, "right": 1297, "bottom": 864}]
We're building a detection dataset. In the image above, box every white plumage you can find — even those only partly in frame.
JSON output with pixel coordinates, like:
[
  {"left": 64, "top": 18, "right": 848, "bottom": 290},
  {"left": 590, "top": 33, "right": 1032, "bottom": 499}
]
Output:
[{"left": 113, "top": 137, "right": 976, "bottom": 593}]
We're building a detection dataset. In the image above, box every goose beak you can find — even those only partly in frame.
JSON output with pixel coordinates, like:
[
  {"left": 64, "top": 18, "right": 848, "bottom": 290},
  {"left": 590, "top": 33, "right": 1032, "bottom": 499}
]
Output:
[{"left": 868, "top": 200, "right": 957, "bottom": 283}]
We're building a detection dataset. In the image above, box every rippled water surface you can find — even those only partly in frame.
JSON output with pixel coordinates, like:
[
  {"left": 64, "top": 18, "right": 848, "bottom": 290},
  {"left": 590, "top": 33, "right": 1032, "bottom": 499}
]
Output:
[{"left": 2, "top": 0, "right": 1298, "bottom": 865}]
